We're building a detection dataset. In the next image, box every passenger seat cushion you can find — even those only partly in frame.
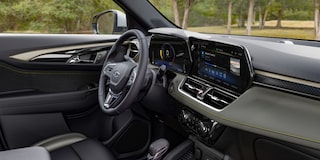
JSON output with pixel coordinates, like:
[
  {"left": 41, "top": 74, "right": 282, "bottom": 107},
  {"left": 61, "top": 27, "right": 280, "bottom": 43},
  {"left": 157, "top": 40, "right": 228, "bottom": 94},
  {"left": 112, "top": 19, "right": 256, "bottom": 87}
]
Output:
[
  {"left": 0, "top": 147, "right": 50, "bottom": 160},
  {"left": 50, "top": 139, "right": 115, "bottom": 160}
]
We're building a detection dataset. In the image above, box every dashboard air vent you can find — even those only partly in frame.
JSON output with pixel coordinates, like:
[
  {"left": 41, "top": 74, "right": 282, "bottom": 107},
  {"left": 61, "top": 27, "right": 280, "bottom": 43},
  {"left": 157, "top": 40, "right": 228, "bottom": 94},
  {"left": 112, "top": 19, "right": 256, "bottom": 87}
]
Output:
[
  {"left": 181, "top": 78, "right": 236, "bottom": 109},
  {"left": 182, "top": 78, "right": 208, "bottom": 97},
  {"left": 203, "top": 89, "right": 234, "bottom": 109},
  {"left": 128, "top": 42, "right": 139, "bottom": 58}
]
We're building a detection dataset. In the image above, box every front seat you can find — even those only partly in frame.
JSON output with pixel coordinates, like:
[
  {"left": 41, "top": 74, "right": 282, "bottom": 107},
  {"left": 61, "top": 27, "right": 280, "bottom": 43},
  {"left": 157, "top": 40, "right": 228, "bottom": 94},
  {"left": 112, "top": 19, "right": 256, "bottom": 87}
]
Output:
[{"left": 33, "top": 133, "right": 116, "bottom": 160}]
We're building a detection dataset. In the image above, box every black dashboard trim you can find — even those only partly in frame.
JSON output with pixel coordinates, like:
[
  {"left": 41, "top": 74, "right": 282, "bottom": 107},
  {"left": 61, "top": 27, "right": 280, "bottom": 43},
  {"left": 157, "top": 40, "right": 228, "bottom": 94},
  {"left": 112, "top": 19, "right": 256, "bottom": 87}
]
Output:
[{"left": 254, "top": 70, "right": 320, "bottom": 100}]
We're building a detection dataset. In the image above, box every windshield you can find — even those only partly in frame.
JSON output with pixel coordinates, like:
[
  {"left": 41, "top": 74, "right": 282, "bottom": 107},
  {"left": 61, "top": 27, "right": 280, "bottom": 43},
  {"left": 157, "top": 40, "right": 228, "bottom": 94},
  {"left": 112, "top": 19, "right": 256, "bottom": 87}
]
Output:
[
  {"left": 150, "top": 0, "right": 318, "bottom": 41},
  {"left": 1, "top": 0, "right": 318, "bottom": 40}
]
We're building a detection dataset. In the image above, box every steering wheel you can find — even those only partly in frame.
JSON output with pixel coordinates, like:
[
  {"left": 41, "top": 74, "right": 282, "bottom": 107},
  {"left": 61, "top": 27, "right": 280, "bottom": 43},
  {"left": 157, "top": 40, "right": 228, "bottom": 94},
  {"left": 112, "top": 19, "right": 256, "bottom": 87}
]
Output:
[{"left": 98, "top": 29, "right": 149, "bottom": 115}]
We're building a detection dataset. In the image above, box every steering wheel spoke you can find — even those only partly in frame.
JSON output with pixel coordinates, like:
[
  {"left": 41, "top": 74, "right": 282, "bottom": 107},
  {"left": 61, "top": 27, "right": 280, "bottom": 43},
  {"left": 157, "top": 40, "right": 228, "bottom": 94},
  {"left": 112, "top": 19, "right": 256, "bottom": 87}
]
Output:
[{"left": 104, "top": 89, "right": 121, "bottom": 109}]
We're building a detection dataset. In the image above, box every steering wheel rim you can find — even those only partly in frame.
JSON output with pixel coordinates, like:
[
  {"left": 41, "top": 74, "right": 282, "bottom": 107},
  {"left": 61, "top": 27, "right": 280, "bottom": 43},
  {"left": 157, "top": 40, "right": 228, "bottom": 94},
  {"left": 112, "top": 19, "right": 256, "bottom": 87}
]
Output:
[{"left": 98, "top": 29, "right": 148, "bottom": 115}]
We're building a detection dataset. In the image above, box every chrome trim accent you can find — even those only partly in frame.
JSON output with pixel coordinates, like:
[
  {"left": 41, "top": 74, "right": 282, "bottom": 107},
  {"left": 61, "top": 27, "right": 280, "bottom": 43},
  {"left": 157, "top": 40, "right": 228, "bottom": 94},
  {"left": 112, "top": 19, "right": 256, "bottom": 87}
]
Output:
[
  {"left": 30, "top": 54, "right": 72, "bottom": 61},
  {"left": 280, "top": 40, "right": 294, "bottom": 45},
  {"left": 10, "top": 42, "right": 114, "bottom": 61},
  {"left": 240, "top": 45, "right": 255, "bottom": 90},
  {"left": 104, "top": 89, "right": 122, "bottom": 109}
]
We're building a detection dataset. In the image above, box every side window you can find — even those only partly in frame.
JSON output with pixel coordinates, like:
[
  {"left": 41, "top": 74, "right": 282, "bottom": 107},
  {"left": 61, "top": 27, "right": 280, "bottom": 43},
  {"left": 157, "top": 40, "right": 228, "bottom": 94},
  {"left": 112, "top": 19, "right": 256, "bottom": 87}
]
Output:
[{"left": 0, "top": 1, "right": 127, "bottom": 34}]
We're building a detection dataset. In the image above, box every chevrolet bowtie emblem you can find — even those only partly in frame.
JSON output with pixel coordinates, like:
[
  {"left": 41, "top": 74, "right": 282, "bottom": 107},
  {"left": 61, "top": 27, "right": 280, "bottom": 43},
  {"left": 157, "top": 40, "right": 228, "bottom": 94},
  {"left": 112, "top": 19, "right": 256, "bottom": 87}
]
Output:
[{"left": 113, "top": 71, "right": 120, "bottom": 78}]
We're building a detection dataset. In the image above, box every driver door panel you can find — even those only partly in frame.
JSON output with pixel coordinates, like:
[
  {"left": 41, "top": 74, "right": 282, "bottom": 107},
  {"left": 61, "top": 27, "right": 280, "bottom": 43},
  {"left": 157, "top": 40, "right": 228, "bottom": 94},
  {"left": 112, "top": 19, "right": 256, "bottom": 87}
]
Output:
[{"left": 0, "top": 34, "right": 117, "bottom": 114}]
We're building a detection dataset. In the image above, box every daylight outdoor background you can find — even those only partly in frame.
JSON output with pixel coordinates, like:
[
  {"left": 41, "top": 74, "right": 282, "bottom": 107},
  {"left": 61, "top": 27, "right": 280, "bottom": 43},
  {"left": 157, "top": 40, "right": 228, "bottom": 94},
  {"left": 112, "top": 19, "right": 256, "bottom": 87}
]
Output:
[{"left": 1, "top": 0, "right": 320, "bottom": 40}]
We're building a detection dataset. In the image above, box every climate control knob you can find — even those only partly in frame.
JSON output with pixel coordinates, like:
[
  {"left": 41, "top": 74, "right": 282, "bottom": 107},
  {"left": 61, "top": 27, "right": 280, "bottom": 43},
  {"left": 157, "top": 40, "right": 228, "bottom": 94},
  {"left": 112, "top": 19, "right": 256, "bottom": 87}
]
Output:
[
  {"left": 180, "top": 110, "right": 191, "bottom": 123},
  {"left": 197, "top": 121, "right": 210, "bottom": 137}
]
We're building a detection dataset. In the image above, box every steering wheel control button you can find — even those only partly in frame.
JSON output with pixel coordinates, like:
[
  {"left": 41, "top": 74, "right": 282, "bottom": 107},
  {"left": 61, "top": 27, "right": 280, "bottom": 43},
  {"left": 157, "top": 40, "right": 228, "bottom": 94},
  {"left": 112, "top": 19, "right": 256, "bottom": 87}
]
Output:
[
  {"left": 127, "top": 68, "right": 137, "bottom": 86},
  {"left": 103, "top": 64, "right": 116, "bottom": 76}
]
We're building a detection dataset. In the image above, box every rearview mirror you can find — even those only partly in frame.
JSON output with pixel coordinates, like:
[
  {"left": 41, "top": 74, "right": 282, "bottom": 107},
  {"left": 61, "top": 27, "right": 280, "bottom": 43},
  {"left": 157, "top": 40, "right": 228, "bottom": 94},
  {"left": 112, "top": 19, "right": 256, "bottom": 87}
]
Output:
[{"left": 92, "top": 10, "right": 127, "bottom": 34}]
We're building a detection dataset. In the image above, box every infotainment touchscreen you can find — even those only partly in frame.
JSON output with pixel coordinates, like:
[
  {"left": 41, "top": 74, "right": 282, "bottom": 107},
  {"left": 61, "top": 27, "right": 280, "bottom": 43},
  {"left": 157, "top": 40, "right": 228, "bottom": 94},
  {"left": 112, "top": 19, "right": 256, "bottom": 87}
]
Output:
[{"left": 191, "top": 39, "right": 252, "bottom": 93}]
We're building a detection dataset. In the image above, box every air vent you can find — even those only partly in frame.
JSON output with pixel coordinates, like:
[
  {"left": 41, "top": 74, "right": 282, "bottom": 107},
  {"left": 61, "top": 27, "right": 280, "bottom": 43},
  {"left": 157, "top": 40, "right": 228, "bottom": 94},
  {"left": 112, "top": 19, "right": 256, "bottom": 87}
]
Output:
[
  {"left": 182, "top": 78, "right": 208, "bottom": 97},
  {"left": 128, "top": 42, "right": 139, "bottom": 58},
  {"left": 181, "top": 78, "right": 235, "bottom": 109},
  {"left": 203, "top": 89, "right": 234, "bottom": 109}
]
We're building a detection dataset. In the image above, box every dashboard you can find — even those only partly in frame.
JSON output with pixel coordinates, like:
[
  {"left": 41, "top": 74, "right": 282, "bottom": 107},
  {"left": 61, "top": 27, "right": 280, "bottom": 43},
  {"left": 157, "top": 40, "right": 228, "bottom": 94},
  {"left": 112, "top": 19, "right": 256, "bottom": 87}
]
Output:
[
  {"left": 148, "top": 31, "right": 254, "bottom": 144},
  {"left": 148, "top": 28, "right": 320, "bottom": 149}
]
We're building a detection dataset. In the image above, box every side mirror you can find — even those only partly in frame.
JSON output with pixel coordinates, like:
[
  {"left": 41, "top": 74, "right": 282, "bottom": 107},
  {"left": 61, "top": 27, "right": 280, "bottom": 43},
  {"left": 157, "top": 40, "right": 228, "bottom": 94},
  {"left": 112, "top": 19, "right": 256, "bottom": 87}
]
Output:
[{"left": 92, "top": 10, "right": 127, "bottom": 34}]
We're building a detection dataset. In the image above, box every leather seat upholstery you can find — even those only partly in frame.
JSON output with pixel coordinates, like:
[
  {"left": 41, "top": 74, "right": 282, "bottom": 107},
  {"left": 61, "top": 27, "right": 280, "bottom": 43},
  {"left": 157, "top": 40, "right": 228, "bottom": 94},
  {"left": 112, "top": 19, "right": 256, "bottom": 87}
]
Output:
[
  {"left": 33, "top": 133, "right": 116, "bottom": 160},
  {"left": 50, "top": 139, "right": 115, "bottom": 160}
]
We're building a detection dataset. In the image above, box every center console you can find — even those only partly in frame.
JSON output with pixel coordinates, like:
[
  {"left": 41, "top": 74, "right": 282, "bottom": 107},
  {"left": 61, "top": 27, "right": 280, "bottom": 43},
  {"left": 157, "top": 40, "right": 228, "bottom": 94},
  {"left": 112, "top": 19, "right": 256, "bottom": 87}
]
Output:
[
  {"left": 179, "top": 38, "right": 253, "bottom": 111},
  {"left": 178, "top": 108, "right": 225, "bottom": 146},
  {"left": 148, "top": 31, "right": 254, "bottom": 160},
  {"left": 177, "top": 38, "right": 254, "bottom": 147}
]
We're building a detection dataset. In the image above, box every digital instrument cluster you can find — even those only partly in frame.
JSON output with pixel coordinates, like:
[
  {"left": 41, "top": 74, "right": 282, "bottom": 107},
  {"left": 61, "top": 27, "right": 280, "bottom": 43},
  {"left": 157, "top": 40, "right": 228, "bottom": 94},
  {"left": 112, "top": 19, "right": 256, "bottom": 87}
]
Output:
[
  {"left": 190, "top": 38, "right": 253, "bottom": 94},
  {"left": 149, "top": 35, "right": 192, "bottom": 74}
]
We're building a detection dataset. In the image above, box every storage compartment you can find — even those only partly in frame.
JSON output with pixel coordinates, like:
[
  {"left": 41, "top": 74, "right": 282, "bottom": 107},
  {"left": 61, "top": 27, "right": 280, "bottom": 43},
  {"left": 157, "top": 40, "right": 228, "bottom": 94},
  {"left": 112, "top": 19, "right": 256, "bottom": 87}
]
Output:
[
  {"left": 255, "top": 139, "right": 319, "bottom": 160},
  {"left": 192, "top": 137, "right": 229, "bottom": 160},
  {"left": 0, "top": 88, "right": 97, "bottom": 114}
]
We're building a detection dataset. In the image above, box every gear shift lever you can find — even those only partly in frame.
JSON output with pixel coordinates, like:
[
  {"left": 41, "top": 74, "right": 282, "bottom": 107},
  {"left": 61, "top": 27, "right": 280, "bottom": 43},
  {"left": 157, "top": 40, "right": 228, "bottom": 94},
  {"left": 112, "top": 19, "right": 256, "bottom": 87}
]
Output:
[{"left": 147, "top": 138, "right": 170, "bottom": 160}]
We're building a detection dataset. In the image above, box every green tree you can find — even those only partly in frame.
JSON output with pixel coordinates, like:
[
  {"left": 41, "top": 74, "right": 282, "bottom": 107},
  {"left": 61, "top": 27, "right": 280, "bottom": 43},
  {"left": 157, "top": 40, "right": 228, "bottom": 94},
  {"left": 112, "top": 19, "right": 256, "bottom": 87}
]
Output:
[
  {"left": 166, "top": 0, "right": 198, "bottom": 29},
  {"left": 247, "top": 0, "right": 255, "bottom": 35},
  {"left": 315, "top": 0, "right": 320, "bottom": 40},
  {"left": 41, "top": 0, "right": 86, "bottom": 32},
  {"left": 257, "top": 0, "right": 272, "bottom": 29},
  {"left": 0, "top": 0, "right": 120, "bottom": 33},
  {"left": 269, "top": 0, "right": 312, "bottom": 28},
  {"left": 234, "top": 0, "right": 248, "bottom": 28},
  {"left": 227, "top": 0, "right": 233, "bottom": 34}
]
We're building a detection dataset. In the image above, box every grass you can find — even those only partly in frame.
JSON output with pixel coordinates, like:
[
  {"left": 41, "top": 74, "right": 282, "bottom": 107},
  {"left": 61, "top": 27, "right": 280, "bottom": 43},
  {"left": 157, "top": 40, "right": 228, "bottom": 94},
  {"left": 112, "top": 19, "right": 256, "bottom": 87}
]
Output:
[
  {"left": 262, "top": 20, "right": 314, "bottom": 28},
  {"left": 188, "top": 20, "right": 316, "bottom": 40}
]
